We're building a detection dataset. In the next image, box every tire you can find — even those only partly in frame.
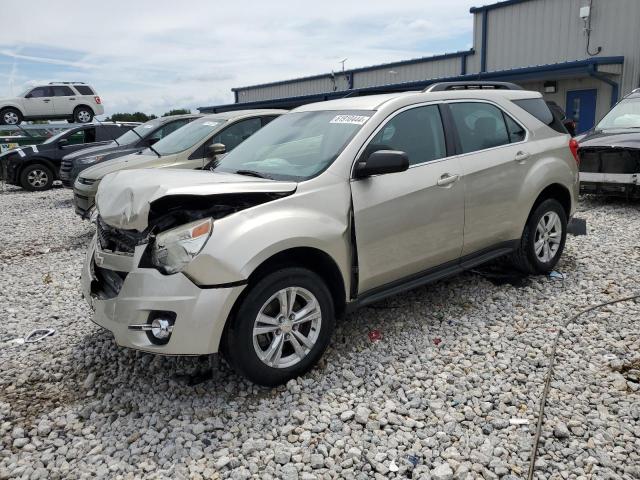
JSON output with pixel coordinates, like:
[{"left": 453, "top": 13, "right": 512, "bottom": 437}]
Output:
[
  {"left": 73, "top": 106, "right": 93, "bottom": 123},
  {"left": 223, "top": 267, "right": 335, "bottom": 386},
  {"left": 509, "top": 198, "right": 567, "bottom": 274},
  {"left": 20, "top": 163, "right": 54, "bottom": 191},
  {"left": 0, "top": 108, "right": 23, "bottom": 125}
]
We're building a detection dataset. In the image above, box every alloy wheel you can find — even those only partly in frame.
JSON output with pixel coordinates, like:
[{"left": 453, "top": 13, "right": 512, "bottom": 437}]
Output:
[
  {"left": 534, "top": 211, "right": 562, "bottom": 263},
  {"left": 77, "top": 110, "right": 91, "bottom": 122},
  {"left": 3, "top": 111, "right": 19, "bottom": 125},
  {"left": 252, "top": 286, "right": 322, "bottom": 369},
  {"left": 27, "top": 169, "right": 49, "bottom": 188}
]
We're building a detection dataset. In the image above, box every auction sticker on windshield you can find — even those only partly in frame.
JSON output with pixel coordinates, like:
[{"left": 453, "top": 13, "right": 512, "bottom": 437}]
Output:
[{"left": 330, "top": 115, "right": 370, "bottom": 125}]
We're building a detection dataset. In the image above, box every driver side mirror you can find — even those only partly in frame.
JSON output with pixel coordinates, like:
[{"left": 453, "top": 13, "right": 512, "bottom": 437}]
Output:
[
  {"left": 25, "top": 93, "right": 32, "bottom": 99},
  {"left": 353, "top": 150, "right": 409, "bottom": 179},
  {"left": 207, "top": 143, "right": 226, "bottom": 158},
  {"left": 57, "top": 139, "right": 69, "bottom": 148}
]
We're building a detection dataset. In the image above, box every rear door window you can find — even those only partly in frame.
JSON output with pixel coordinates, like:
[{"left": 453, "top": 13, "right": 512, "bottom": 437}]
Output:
[
  {"left": 448, "top": 102, "right": 510, "bottom": 154},
  {"left": 364, "top": 105, "right": 446, "bottom": 166},
  {"left": 52, "top": 86, "right": 75, "bottom": 96}
]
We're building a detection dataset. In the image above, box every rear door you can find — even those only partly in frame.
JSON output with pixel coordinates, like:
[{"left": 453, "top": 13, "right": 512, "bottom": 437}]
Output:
[
  {"left": 23, "top": 87, "right": 54, "bottom": 117},
  {"left": 446, "top": 101, "right": 529, "bottom": 255},
  {"left": 351, "top": 104, "right": 464, "bottom": 293},
  {"left": 51, "top": 85, "right": 78, "bottom": 116}
]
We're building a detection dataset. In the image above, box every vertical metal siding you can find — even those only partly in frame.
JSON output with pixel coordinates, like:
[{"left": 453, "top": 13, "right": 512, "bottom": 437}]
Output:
[
  {"left": 484, "top": 0, "right": 640, "bottom": 94},
  {"left": 352, "top": 57, "right": 461, "bottom": 89}
]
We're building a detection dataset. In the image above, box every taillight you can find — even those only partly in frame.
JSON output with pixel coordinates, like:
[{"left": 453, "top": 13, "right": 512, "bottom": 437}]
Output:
[
  {"left": 569, "top": 138, "right": 579, "bottom": 165},
  {"left": 94, "top": 96, "right": 101, "bottom": 104}
]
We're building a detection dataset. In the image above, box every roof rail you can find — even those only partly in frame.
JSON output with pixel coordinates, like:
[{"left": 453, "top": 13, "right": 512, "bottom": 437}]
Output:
[
  {"left": 48, "top": 81, "right": 86, "bottom": 85},
  {"left": 424, "top": 81, "right": 523, "bottom": 92}
]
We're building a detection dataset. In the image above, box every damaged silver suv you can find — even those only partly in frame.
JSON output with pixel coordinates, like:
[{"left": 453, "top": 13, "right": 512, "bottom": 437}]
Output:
[{"left": 82, "top": 82, "right": 579, "bottom": 386}]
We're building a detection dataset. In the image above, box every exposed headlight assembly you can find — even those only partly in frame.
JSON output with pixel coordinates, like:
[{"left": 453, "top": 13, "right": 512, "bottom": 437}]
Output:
[{"left": 151, "top": 218, "right": 213, "bottom": 274}]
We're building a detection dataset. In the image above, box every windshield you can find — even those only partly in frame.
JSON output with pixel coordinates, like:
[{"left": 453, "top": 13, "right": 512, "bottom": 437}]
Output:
[
  {"left": 116, "top": 118, "right": 164, "bottom": 145},
  {"left": 214, "top": 110, "right": 372, "bottom": 181},
  {"left": 597, "top": 98, "right": 640, "bottom": 130},
  {"left": 152, "top": 118, "right": 223, "bottom": 156}
]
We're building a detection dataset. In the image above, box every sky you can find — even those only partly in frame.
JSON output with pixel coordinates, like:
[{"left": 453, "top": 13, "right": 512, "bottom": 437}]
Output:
[{"left": 0, "top": 0, "right": 480, "bottom": 117}]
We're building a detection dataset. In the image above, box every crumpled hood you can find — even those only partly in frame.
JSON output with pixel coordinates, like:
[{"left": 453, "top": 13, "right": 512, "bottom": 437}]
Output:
[
  {"left": 578, "top": 130, "right": 640, "bottom": 150},
  {"left": 79, "top": 151, "right": 158, "bottom": 180},
  {"left": 96, "top": 169, "right": 298, "bottom": 231}
]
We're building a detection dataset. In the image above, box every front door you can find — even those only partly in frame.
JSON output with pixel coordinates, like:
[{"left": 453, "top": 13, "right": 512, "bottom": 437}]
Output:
[
  {"left": 566, "top": 89, "right": 597, "bottom": 134},
  {"left": 23, "top": 86, "right": 54, "bottom": 117},
  {"left": 351, "top": 104, "right": 464, "bottom": 294}
]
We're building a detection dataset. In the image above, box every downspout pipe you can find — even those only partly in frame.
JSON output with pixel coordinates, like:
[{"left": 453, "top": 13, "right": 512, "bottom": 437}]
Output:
[
  {"left": 480, "top": 10, "right": 488, "bottom": 73},
  {"left": 588, "top": 64, "right": 620, "bottom": 107}
]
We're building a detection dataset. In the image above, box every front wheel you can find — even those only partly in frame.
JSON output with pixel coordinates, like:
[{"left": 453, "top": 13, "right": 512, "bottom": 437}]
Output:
[
  {"left": 223, "top": 268, "right": 335, "bottom": 386},
  {"left": 20, "top": 163, "right": 54, "bottom": 191},
  {"left": 73, "top": 107, "right": 93, "bottom": 123},
  {"left": 509, "top": 198, "right": 567, "bottom": 274},
  {"left": 0, "top": 108, "right": 22, "bottom": 125}
]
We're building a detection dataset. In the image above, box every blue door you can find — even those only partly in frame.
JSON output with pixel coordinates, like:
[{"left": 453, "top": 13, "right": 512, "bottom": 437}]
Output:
[{"left": 566, "top": 89, "right": 597, "bottom": 134}]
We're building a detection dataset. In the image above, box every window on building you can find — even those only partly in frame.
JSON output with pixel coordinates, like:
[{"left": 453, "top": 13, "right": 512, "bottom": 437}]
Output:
[
  {"left": 365, "top": 105, "right": 446, "bottom": 166},
  {"left": 449, "top": 102, "right": 510, "bottom": 153}
]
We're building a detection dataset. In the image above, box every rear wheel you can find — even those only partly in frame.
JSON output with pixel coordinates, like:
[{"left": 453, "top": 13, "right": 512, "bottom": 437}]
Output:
[
  {"left": 73, "top": 106, "right": 93, "bottom": 123},
  {"left": 0, "top": 108, "right": 22, "bottom": 125},
  {"left": 223, "top": 268, "right": 335, "bottom": 386},
  {"left": 20, "top": 163, "right": 54, "bottom": 191},
  {"left": 509, "top": 198, "right": 567, "bottom": 274}
]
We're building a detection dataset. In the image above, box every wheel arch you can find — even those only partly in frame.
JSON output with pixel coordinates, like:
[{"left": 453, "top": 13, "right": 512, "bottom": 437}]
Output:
[
  {"left": 530, "top": 183, "right": 572, "bottom": 220},
  {"left": 222, "top": 246, "right": 347, "bottom": 349},
  {"left": 74, "top": 104, "right": 94, "bottom": 114},
  {"left": 18, "top": 157, "right": 59, "bottom": 180},
  {"left": 0, "top": 103, "right": 25, "bottom": 115}
]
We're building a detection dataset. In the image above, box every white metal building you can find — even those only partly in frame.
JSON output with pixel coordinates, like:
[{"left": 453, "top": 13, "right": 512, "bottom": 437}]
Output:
[{"left": 200, "top": 0, "right": 640, "bottom": 134}]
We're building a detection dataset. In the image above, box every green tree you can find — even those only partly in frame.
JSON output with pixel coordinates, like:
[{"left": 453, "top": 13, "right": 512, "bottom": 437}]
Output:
[
  {"left": 162, "top": 109, "right": 191, "bottom": 117},
  {"left": 107, "top": 112, "right": 157, "bottom": 123}
]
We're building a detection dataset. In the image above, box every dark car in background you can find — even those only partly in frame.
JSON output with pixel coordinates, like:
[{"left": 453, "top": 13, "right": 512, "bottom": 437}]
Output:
[
  {"left": 0, "top": 122, "right": 136, "bottom": 191},
  {"left": 547, "top": 101, "right": 576, "bottom": 137},
  {"left": 579, "top": 89, "right": 640, "bottom": 199},
  {"left": 59, "top": 114, "right": 201, "bottom": 187}
]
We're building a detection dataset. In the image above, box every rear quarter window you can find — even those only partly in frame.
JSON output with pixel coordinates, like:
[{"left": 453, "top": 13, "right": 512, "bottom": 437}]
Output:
[
  {"left": 513, "top": 98, "right": 567, "bottom": 134},
  {"left": 74, "top": 85, "right": 95, "bottom": 95}
]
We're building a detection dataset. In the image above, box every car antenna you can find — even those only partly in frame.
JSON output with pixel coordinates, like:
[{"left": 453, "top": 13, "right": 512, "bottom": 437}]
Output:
[{"left": 128, "top": 122, "right": 161, "bottom": 158}]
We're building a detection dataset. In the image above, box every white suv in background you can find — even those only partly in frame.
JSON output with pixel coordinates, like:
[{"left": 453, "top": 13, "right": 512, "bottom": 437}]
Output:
[{"left": 0, "top": 82, "right": 104, "bottom": 125}]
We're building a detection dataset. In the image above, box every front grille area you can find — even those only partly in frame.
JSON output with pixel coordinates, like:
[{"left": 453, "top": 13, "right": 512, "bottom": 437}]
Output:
[
  {"left": 97, "top": 217, "right": 149, "bottom": 254},
  {"left": 91, "top": 264, "right": 128, "bottom": 299},
  {"left": 580, "top": 148, "right": 640, "bottom": 174}
]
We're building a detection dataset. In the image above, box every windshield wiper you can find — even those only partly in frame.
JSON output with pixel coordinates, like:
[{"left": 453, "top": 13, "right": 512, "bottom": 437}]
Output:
[
  {"left": 130, "top": 128, "right": 161, "bottom": 157},
  {"left": 234, "top": 169, "right": 271, "bottom": 179}
]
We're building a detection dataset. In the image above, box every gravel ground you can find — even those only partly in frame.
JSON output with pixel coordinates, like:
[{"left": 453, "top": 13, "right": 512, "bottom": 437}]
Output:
[{"left": 0, "top": 184, "right": 639, "bottom": 480}]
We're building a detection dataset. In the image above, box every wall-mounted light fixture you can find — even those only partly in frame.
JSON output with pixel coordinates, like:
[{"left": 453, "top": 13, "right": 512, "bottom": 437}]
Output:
[{"left": 544, "top": 81, "right": 557, "bottom": 93}]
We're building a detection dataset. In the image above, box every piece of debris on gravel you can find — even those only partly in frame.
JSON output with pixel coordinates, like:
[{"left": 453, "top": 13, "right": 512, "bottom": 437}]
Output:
[{"left": 1, "top": 185, "right": 639, "bottom": 479}]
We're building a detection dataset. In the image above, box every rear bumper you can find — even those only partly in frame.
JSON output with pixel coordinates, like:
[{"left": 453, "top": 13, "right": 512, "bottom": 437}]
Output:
[{"left": 81, "top": 237, "right": 245, "bottom": 355}]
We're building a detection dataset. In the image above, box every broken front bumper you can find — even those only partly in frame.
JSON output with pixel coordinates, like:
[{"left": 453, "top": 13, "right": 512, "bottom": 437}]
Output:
[
  {"left": 81, "top": 236, "right": 245, "bottom": 355},
  {"left": 579, "top": 172, "right": 640, "bottom": 197}
]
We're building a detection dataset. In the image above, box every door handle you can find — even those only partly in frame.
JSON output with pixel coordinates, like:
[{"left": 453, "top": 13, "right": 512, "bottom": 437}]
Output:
[
  {"left": 514, "top": 151, "right": 530, "bottom": 163},
  {"left": 437, "top": 173, "right": 460, "bottom": 187},
  {"left": 43, "top": 99, "right": 51, "bottom": 103},
  {"left": 69, "top": 98, "right": 76, "bottom": 100}
]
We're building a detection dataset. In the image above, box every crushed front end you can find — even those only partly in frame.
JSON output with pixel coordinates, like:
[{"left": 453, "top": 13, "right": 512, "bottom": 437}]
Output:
[{"left": 579, "top": 147, "right": 640, "bottom": 198}]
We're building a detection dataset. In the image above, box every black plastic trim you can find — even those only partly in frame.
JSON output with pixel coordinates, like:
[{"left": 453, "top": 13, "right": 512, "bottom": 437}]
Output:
[{"left": 347, "top": 240, "right": 519, "bottom": 311}]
